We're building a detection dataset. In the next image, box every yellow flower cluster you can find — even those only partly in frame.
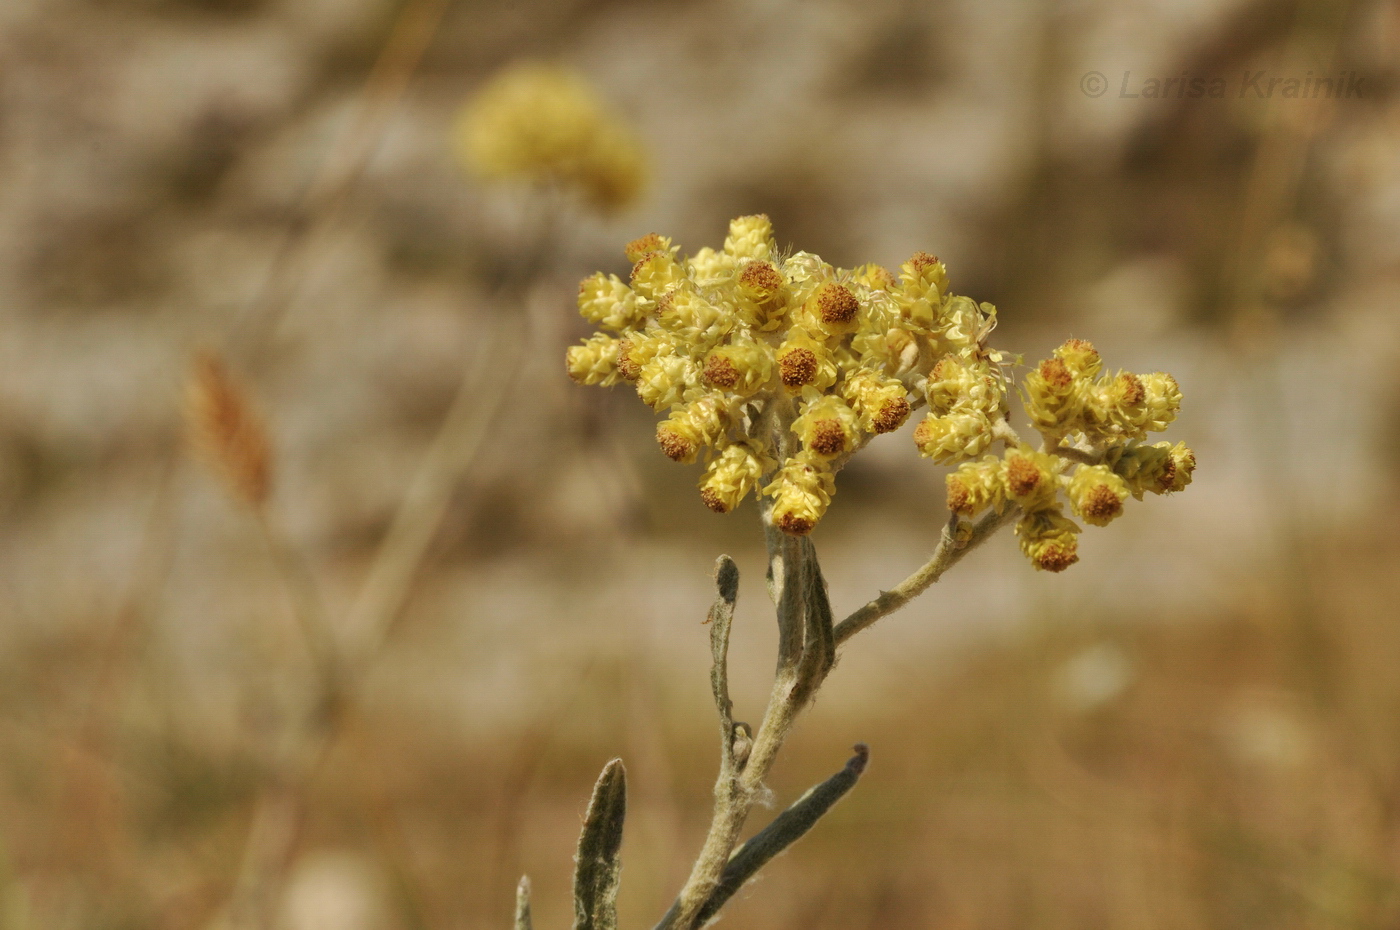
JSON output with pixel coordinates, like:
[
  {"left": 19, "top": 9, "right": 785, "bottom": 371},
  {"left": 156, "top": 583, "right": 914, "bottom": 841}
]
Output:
[
  {"left": 566, "top": 215, "right": 1014, "bottom": 536},
  {"left": 944, "top": 338, "right": 1195, "bottom": 571},
  {"left": 1022, "top": 338, "right": 1182, "bottom": 442},
  {"left": 456, "top": 63, "right": 647, "bottom": 212}
]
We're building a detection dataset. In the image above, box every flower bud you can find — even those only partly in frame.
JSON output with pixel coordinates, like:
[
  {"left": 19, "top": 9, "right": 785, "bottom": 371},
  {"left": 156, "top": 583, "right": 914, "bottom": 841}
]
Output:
[
  {"left": 1016, "top": 506, "right": 1081, "bottom": 572},
  {"left": 764, "top": 453, "right": 836, "bottom": 536},
  {"left": 945, "top": 455, "right": 1005, "bottom": 518},
  {"left": 1107, "top": 440, "right": 1188, "bottom": 498},
  {"left": 938, "top": 295, "right": 989, "bottom": 353},
  {"left": 1166, "top": 441, "right": 1196, "bottom": 492},
  {"left": 926, "top": 355, "right": 1004, "bottom": 417},
  {"left": 630, "top": 250, "right": 687, "bottom": 303},
  {"left": 578, "top": 272, "right": 640, "bottom": 331},
  {"left": 566, "top": 333, "right": 623, "bottom": 385},
  {"left": 624, "top": 233, "right": 672, "bottom": 263},
  {"left": 702, "top": 338, "right": 773, "bottom": 396},
  {"left": 899, "top": 251, "right": 948, "bottom": 305},
  {"left": 1002, "top": 448, "right": 1063, "bottom": 510},
  {"left": 891, "top": 253, "right": 943, "bottom": 331},
  {"left": 840, "top": 368, "right": 911, "bottom": 434},
  {"left": 615, "top": 332, "right": 670, "bottom": 382},
  {"left": 456, "top": 63, "right": 647, "bottom": 212},
  {"left": 656, "top": 394, "right": 728, "bottom": 464},
  {"left": 686, "top": 246, "right": 735, "bottom": 286},
  {"left": 1022, "top": 356, "right": 1084, "bottom": 436},
  {"left": 776, "top": 327, "right": 837, "bottom": 392},
  {"left": 736, "top": 260, "right": 790, "bottom": 330},
  {"left": 1088, "top": 371, "right": 1148, "bottom": 437},
  {"left": 1140, "top": 372, "right": 1182, "bottom": 433},
  {"left": 723, "top": 214, "right": 774, "bottom": 261},
  {"left": 805, "top": 282, "right": 861, "bottom": 336},
  {"left": 1066, "top": 464, "right": 1129, "bottom": 526},
  {"left": 851, "top": 263, "right": 897, "bottom": 291},
  {"left": 793, "top": 394, "right": 861, "bottom": 458},
  {"left": 851, "top": 325, "right": 920, "bottom": 376},
  {"left": 636, "top": 353, "right": 699, "bottom": 409},
  {"left": 913, "top": 411, "right": 994, "bottom": 463},
  {"left": 1055, "top": 338, "right": 1102, "bottom": 379},
  {"left": 657, "top": 287, "right": 732, "bottom": 348},
  {"left": 699, "top": 442, "right": 772, "bottom": 513}
]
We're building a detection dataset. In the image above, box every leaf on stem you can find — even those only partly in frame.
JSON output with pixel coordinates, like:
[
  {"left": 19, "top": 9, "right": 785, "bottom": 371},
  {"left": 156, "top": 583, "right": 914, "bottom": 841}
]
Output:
[
  {"left": 709, "top": 555, "right": 739, "bottom": 754},
  {"left": 767, "top": 531, "right": 835, "bottom": 692},
  {"left": 573, "top": 758, "right": 627, "bottom": 930},
  {"left": 693, "top": 744, "right": 870, "bottom": 927},
  {"left": 795, "top": 541, "right": 835, "bottom": 695}
]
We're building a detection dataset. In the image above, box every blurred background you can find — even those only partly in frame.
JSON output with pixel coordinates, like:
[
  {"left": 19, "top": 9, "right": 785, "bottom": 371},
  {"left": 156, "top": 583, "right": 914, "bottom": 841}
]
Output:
[{"left": 2, "top": 0, "right": 1400, "bottom": 927}]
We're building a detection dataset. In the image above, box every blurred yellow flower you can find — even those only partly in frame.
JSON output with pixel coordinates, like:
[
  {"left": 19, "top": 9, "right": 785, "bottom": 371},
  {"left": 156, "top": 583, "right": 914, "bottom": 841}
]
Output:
[{"left": 456, "top": 62, "right": 647, "bottom": 212}]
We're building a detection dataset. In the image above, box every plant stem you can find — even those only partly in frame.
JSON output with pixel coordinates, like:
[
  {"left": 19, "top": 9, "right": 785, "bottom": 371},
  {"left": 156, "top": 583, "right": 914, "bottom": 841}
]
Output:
[
  {"left": 657, "top": 515, "right": 827, "bottom": 930},
  {"left": 833, "top": 505, "right": 1020, "bottom": 646}
]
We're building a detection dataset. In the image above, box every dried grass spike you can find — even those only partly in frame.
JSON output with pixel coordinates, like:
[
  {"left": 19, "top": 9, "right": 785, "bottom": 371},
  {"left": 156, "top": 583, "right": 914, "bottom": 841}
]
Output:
[{"left": 185, "top": 351, "right": 272, "bottom": 507}]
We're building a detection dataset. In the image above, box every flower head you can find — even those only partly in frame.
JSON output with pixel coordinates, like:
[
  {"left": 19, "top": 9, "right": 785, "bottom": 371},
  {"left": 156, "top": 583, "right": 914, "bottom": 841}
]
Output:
[{"left": 567, "top": 217, "right": 1191, "bottom": 554}]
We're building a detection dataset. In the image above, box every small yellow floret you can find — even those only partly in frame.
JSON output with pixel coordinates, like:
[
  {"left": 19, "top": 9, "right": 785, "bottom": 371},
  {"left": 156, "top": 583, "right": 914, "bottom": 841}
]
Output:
[
  {"left": 945, "top": 455, "right": 1006, "bottom": 518},
  {"left": 840, "top": 369, "right": 910, "bottom": 434},
  {"left": 1016, "top": 506, "right": 1081, "bottom": 572},
  {"left": 913, "top": 411, "right": 994, "bottom": 463},
  {"left": 723, "top": 214, "right": 775, "bottom": 261},
  {"left": 566, "top": 333, "right": 622, "bottom": 386},
  {"left": 764, "top": 453, "right": 836, "bottom": 536},
  {"left": 699, "top": 443, "right": 771, "bottom": 513},
  {"left": 1066, "top": 464, "right": 1129, "bottom": 526},
  {"left": 792, "top": 394, "right": 860, "bottom": 459}
]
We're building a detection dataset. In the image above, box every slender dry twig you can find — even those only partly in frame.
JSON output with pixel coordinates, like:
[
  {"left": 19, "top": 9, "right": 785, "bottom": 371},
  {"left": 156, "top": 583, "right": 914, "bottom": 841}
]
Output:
[
  {"left": 342, "top": 321, "right": 524, "bottom": 667},
  {"left": 229, "top": 0, "right": 454, "bottom": 356},
  {"left": 252, "top": 508, "right": 341, "bottom": 699}
]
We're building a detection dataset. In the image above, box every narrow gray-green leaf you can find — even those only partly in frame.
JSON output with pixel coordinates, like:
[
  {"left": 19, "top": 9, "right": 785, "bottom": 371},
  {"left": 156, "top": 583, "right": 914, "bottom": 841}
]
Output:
[
  {"left": 514, "top": 875, "right": 534, "bottom": 930},
  {"left": 795, "top": 543, "right": 835, "bottom": 695},
  {"left": 765, "top": 525, "right": 807, "bottom": 671},
  {"left": 573, "top": 758, "right": 627, "bottom": 930},
  {"left": 694, "top": 744, "right": 869, "bottom": 927}
]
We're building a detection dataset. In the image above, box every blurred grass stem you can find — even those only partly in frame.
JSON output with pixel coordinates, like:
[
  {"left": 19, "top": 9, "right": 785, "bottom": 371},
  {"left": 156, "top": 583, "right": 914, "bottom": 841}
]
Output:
[{"left": 344, "top": 321, "right": 524, "bottom": 666}]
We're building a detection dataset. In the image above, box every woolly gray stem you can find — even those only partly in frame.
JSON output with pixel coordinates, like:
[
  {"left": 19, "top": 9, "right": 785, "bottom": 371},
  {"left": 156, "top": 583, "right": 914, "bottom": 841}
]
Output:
[
  {"left": 833, "top": 505, "right": 1020, "bottom": 646},
  {"left": 691, "top": 744, "right": 869, "bottom": 927},
  {"left": 656, "top": 511, "right": 834, "bottom": 930}
]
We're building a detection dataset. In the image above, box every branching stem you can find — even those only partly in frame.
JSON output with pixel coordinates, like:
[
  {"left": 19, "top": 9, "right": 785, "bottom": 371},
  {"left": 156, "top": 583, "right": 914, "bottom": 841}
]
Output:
[{"left": 833, "top": 505, "right": 1020, "bottom": 646}]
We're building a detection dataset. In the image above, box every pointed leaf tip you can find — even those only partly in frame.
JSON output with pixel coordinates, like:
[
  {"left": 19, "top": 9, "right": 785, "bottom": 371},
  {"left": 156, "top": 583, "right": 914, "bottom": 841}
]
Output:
[
  {"left": 573, "top": 759, "right": 627, "bottom": 930},
  {"left": 515, "top": 875, "right": 534, "bottom": 930}
]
